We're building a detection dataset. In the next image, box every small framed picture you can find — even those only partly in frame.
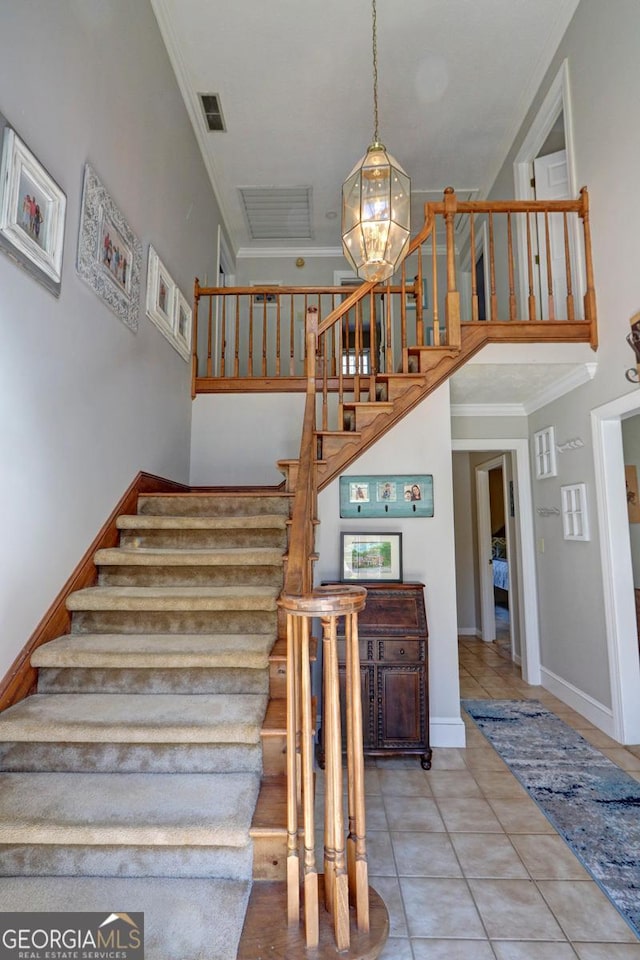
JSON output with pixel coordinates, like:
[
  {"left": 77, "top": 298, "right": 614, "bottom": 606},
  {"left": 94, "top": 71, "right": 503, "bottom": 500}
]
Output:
[
  {"left": 173, "top": 288, "right": 192, "bottom": 361},
  {"left": 146, "top": 246, "right": 175, "bottom": 337},
  {"left": 341, "top": 531, "right": 403, "bottom": 583},
  {"left": 349, "top": 481, "right": 370, "bottom": 503},
  {"left": 0, "top": 120, "right": 66, "bottom": 295}
]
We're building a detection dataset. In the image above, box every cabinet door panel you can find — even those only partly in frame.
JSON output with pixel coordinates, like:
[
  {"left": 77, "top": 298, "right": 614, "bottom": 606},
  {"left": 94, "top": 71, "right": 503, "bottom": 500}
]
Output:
[
  {"left": 378, "top": 639, "right": 421, "bottom": 661},
  {"left": 377, "top": 667, "right": 424, "bottom": 745}
]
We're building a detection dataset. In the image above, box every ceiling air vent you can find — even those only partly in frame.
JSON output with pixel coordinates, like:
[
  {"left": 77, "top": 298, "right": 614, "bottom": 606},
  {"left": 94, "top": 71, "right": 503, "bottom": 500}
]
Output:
[
  {"left": 239, "top": 186, "right": 313, "bottom": 240},
  {"left": 199, "top": 93, "right": 226, "bottom": 132}
]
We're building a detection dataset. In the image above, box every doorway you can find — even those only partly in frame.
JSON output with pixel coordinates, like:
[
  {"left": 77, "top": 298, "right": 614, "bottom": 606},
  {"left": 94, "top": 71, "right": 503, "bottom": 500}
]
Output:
[
  {"left": 475, "top": 455, "right": 517, "bottom": 662},
  {"left": 513, "top": 60, "right": 584, "bottom": 319},
  {"left": 453, "top": 439, "right": 537, "bottom": 681}
]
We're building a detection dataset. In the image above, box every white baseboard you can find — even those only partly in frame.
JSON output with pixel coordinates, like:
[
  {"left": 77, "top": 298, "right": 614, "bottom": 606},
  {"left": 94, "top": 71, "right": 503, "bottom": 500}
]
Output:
[
  {"left": 457, "top": 627, "right": 478, "bottom": 636},
  {"left": 541, "top": 666, "right": 615, "bottom": 737},
  {"left": 430, "top": 716, "right": 466, "bottom": 748}
]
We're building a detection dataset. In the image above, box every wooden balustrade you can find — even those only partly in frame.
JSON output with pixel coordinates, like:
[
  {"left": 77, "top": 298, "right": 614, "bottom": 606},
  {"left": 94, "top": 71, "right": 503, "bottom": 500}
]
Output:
[{"left": 192, "top": 188, "right": 596, "bottom": 398}]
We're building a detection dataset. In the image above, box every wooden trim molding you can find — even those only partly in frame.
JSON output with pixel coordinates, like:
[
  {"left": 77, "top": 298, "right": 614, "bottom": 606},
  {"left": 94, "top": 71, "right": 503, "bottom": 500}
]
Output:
[{"left": 0, "top": 471, "right": 190, "bottom": 712}]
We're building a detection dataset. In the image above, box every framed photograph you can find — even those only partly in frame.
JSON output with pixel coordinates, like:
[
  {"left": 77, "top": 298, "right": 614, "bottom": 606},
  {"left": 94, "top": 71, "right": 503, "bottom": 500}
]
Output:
[
  {"left": 173, "top": 288, "right": 192, "bottom": 361},
  {"left": 0, "top": 117, "right": 66, "bottom": 295},
  {"left": 77, "top": 163, "right": 142, "bottom": 332},
  {"left": 146, "top": 246, "right": 174, "bottom": 337},
  {"left": 341, "top": 532, "right": 403, "bottom": 583},
  {"left": 340, "top": 474, "right": 434, "bottom": 518}
]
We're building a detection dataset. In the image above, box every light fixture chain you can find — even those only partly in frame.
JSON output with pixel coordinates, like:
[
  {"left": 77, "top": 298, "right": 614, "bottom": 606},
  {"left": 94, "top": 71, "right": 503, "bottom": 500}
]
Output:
[{"left": 372, "top": 0, "right": 379, "bottom": 143}]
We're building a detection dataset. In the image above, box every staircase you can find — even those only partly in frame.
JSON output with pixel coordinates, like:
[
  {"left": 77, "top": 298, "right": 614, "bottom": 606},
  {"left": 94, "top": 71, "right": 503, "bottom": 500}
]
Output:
[{"left": 0, "top": 490, "right": 290, "bottom": 960}]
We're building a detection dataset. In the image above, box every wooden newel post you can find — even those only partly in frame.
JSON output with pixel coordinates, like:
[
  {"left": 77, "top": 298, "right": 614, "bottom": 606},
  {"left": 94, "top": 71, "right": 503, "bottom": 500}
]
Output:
[
  {"left": 579, "top": 187, "right": 598, "bottom": 350},
  {"left": 443, "top": 187, "right": 461, "bottom": 349},
  {"left": 278, "top": 585, "right": 368, "bottom": 952},
  {"left": 306, "top": 305, "right": 319, "bottom": 389},
  {"left": 191, "top": 278, "right": 201, "bottom": 399}
]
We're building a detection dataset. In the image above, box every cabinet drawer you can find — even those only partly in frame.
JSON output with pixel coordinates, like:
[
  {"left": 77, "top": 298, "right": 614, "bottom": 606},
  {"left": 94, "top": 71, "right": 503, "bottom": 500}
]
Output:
[
  {"left": 337, "top": 639, "right": 369, "bottom": 663},
  {"left": 378, "top": 639, "right": 421, "bottom": 661}
]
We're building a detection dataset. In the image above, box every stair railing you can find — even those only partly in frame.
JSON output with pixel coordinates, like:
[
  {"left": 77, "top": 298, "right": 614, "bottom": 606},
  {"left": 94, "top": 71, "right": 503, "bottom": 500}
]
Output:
[
  {"left": 277, "top": 305, "right": 379, "bottom": 951},
  {"left": 192, "top": 187, "right": 596, "bottom": 405}
]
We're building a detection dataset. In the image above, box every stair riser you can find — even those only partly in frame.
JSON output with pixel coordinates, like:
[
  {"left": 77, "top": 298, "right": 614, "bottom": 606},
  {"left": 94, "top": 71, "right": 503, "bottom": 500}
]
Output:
[
  {"left": 120, "top": 529, "right": 287, "bottom": 549},
  {"left": 0, "top": 844, "right": 252, "bottom": 880},
  {"left": 98, "top": 566, "right": 284, "bottom": 588},
  {"left": 71, "top": 611, "right": 277, "bottom": 635},
  {"left": 0, "top": 741, "right": 262, "bottom": 774},
  {"left": 138, "top": 496, "right": 290, "bottom": 517},
  {"left": 37, "top": 667, "right": 269, "bottom": 696}
]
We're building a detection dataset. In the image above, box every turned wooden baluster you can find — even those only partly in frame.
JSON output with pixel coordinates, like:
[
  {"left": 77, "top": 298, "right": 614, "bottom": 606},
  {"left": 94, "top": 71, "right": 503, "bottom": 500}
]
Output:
[
  {"left": 191, "top": 278, "right": 200, "bottom": 398},
  {"left": 444, "top": 188, "right": 461, "bottom": 347},
  {"left": 206, "top": 294, "right": 213, "bottom": 377},
  {"left": 469, "top": 214, "right": 479, "bottom": 322},
  {"left": 526, "top": 213, "right": 537, "bottom": 321}
]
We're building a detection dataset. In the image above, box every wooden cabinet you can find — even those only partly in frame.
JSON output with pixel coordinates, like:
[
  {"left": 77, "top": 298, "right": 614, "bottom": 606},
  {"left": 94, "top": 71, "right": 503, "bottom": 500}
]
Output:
[{"left": 322, "top": 581, "right": 431, "bottom": 770}]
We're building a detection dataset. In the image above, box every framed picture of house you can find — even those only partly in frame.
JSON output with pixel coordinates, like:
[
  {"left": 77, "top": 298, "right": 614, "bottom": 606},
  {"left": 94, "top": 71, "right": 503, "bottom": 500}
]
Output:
[
  {"left": 340, "top": 531, "right": 403, "bottom": 583},
  {"left": 0, "top": 116, "right": 66, "bottom": 295},
  {"left": 77, "top": 163, "right": 142, "bottom": 331}
]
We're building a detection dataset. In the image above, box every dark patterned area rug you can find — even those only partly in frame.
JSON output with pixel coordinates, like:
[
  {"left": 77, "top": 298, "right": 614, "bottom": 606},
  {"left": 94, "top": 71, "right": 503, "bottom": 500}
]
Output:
[{"left": 463, "top": 699, "right": 640, "bottom": 938}]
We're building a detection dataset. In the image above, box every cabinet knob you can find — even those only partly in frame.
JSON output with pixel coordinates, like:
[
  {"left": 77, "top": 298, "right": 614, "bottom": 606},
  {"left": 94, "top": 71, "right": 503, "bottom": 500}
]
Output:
[{"left": 400, "top": 648, "right": 405, "bottom": 655}]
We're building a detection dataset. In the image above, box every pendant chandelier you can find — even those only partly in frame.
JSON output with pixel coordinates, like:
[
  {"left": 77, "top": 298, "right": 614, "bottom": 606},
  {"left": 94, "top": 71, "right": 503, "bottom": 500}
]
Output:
[{"left": 341, "top": 0, "right": 411, "bottom": 283}]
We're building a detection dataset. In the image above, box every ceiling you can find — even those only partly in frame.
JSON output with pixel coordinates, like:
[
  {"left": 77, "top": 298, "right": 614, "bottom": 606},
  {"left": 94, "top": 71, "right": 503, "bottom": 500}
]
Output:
[{"left": 151, "top": 0, "right": 580, "bottom": 258}]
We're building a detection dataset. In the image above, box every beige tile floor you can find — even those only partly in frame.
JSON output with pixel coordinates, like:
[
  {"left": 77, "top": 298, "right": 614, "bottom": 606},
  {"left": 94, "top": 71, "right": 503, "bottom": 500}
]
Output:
[{"left": 326, "top": 636, "right": 640, "bottom": 959}]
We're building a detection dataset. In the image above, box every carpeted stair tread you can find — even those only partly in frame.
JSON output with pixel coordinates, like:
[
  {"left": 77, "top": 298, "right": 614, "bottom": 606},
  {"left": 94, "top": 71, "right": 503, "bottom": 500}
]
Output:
[
  {"left": 0, "top": 693, "right": 268, "bottom": 743},
  {"left": 32, "top": 632, "right": 275, "bottom": 668},
  {"left": 94, "top": 546, "right": 285, "bottom": 566},
  {"left": 0, "top": 876, "right": 250, "bottom": 960},
  {"left": 66, "top": 585, "right": 279, "bottom": 611},
  {"left": 137, "top": 494, "right": 291, "bottom": 517},
  {"left": 118, "top": 513, "right": 288, "bottom": 530},
  {"left": 0, "top": 771, "right": 259, "bottom": 845}
]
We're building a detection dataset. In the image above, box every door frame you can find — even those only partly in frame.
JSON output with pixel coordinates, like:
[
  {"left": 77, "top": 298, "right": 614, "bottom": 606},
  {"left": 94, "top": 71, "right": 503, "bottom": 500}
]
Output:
[
  {"left": 453, "top": 437, "right": 541, "bottom": 684},
  {"left": 592, "top": 392, "right": 640, "bottom": 743},
  {"left": 476, "top": 455, "right": 516, "bottom": 655},
  {"left": 513, "top": 59, "right": 584, "bottom": 316}
]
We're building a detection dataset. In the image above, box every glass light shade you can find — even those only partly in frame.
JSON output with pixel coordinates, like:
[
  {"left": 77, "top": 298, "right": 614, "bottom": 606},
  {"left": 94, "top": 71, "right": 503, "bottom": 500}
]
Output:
[{"left": 341, "top": 142, "right": 411, "bottom": 283}]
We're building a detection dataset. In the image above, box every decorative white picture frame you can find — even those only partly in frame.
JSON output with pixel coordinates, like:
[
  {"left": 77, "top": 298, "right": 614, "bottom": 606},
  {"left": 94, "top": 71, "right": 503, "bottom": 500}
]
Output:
[
  {"left": 173, "top": 288, "right": 192, "bottom": 361},
  {"left": 0, "top": 118, "right": 66, "bottom": 295},
  {"left": 145, "top": 245, "right": 191, "bottom": 362},
  {"left": 534, "top": 426, "right": 558, "bottom": 479},
  {"left": 561, "top": 482, "right": 590, "bottom": 541},
  {"left": 146, "top": 246, "right": 175, "bottom": 338},
  {"left": 77, "top": 163, "right": 142, "bottom": 331}
]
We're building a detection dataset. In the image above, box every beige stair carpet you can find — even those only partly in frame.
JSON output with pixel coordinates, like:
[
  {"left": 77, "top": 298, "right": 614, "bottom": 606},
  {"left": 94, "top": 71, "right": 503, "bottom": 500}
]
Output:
[{"left": 0, "top": 490, "right": 288, "bottom": 960}]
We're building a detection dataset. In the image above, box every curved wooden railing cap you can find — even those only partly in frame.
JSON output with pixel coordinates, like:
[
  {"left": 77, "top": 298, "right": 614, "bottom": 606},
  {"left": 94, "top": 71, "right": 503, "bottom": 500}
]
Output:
[{"left": 278, "top": 584, "right": 367, "bottom": 617}]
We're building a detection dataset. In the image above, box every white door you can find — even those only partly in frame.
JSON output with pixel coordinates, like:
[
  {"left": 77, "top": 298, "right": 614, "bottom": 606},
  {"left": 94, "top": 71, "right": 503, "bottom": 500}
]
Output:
[{"left": 533, "top": 149, "right": 571, "bottom": 320}]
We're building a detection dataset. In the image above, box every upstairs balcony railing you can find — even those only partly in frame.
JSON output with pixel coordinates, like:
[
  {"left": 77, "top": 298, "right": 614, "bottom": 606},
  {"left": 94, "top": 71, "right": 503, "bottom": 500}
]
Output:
[{"left": 192, "top": 187, "right": 596, "bottom": 400}]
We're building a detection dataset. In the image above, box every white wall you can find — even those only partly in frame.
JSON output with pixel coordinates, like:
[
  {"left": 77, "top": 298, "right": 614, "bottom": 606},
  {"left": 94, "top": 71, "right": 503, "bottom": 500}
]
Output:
[
  {"left": 190, "top": 394, "right": 305, "bottom": 486},
  {"left": 452, "top": 453, "right": 479, "bottom": 634},
  {"left": 486, "top": 0, "right": 640, "bottom": 722},
  {"left": 316, "top": 385, "right": 465, "bottom": 748},
  {"left": 0, "top": 1, "right": 222, "bottom": 679}
]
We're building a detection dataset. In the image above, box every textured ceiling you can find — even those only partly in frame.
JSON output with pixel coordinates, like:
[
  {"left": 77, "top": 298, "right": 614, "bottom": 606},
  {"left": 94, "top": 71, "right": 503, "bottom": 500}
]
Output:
[{"left": 151, "top": 0, "right": 580, "bottom": 255}]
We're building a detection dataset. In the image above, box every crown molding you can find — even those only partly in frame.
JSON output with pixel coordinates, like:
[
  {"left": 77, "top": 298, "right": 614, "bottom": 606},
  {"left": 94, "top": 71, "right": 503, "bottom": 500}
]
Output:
[
  {"left": 523, "top": 361, "right": 597, "bottom": 414},
  {"left": 451, "top": 403, "right": 527, "bottom": 418}
]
